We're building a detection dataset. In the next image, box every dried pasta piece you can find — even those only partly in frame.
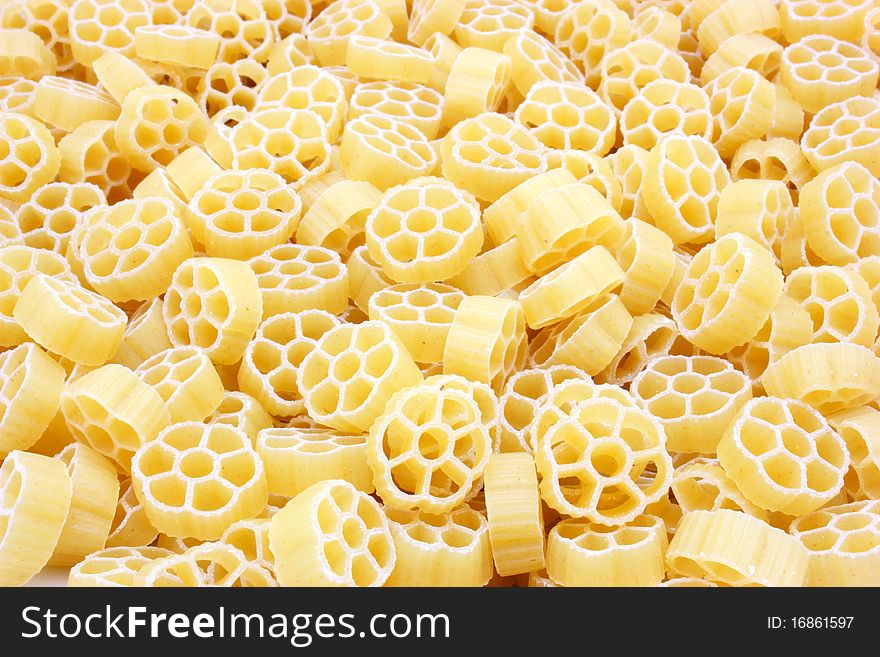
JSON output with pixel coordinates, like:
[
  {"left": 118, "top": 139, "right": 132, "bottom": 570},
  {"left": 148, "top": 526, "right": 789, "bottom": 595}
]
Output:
[
  {"left": 0, "top": 0, "right": 78, "bottom": 76},
  {"left": 0, "top": 112, "right": 60, "bottom": 204},
  {"left": 113, "top": 298, "right": 173, "bottom": 370},
  {"left": 546, "top": 515, "right": 667, "bottom": 587},
  {"left": 613, "top": 219, "right": 675, "bottom": 316},
  {"left": 238, "top": 310, "right": 340, "bottom": 418},
  {"left": 535, "top": 396, "right": 672, "bottom": 526},
  {"left": 365, "top": 177, "right": 482, "bottom": 284},
  {"left": 447, "top": 238, "right": 534, "bottom": 298},
  {"left": 730, "top": 138, "right": 816, "bottom": 203},
  {"left": 423, "top": 32, "right": 461, "bottom": 93},
  {"left": 183, "top": 0, "right": 273, "bottom": 65},
  {"left": 134, "top": 25, "right": 221, "bottom": 70},
  {"left": 304, "top": 0, "right": 392, "bottom": 67},
  {"left": 137, "top": 542, "right": 275, "bottom": 587},
  {"left": 503, "top": 28, "right": 584, "bottom": 98},
  {"left": 106, "top": 477, "right": 159, "bottom": 548},
  {"left": 442, "top": 295, "right": 526, "bottom": 393},
  {"left": 136, "top": 346, "right": 224, "bottom": 423},
  {"left": 349, "top": 82, "right": 443, "bottom": 140},
  {"left": 783, "top": 266, "right": 879, "bottom": 347},
  {"left": 49, "top": 443, "right": 119, "bottom": 566},
  {"left": 779, "top": 0, "right": 874, "bottom": 44},
  {"left": 545, "top": 150, "right": 623, "bottom": 213},
  {"left": 367, "top": 382, "right": 491, "bottom": 513},
  {"left": 700, "top": 33, "right": 782, "bottom": 85},
  {"left": 555, "top": 0, "right": 631, "bottom": 87},
  {"left": 704, "top": 67, "right": 775, "bottom": 159},
  {"left": 801, "top": 96, "right": 880, "bottom": 177},
  {"left": 0, "top": 77, "right": 37, "bottom": 117},
  {"left": 257, "top": 426, "right": 372, "bottom": 497},
  {"left": 347, "top": 244, "right": 392, "bottom": 312},
  {"left": 33, "top": 76, "right": 119, "bottom": 133},
  {"left": 15, "top": 181, "right": 103, "bottom": 253},
  {"left": 762, "top": 343, "right": 880, "bottom": 415},
  {"left": 163, "top": 257, "right": 262, "bottom": 365},
  {"left": 715, "top": 180, "right": 794, "bottom": 266},
  {"left": 596, "top": 313, "right": 679, "bottom": 386},
  {"left": 621, "top": 79, "right": 711, "bottom": 152},
  {"left": 442, "top": 46, "right": 511, "bottom": 128},
  {"left": 189, "top": 168, "right": 302, "bottom": 259},
  {"left": 828, "top": 407, "right": 880, "bottom": 500},
  {"left": 672, "top": 459, "right": 768, "bottom": 520},
  {"left": 672, "top": 233, "right": 783, "bottom": 354},
  {"left": 293, "top": 179, "right": 376, "bottom": 260},
  {"left": 644, "top": 135, "right": 730, "bottom": 246},
  {"left": 249, "top": 243, "right": 348, "bottom": 318},
  {"left": 269, "top": 479, "right": 395, "bottom": 586},
  {"left": 208, "top": 391, "right": 273, "bottom": 443},
  {"left": 407, "top": 0, "right": 465, "bottom": 46},
  {"left": 0, "top": 451, "right": 72, "bottom": 586},
  {"left": 666, "top": 509, "right": 809, "bottom": 586},
  {"left": 61, "top": 363, "right": 170, "bottom": 471},
  {"left": 864, "top": 7, "right": 880, "bottom": 64},
  {"left": 345, "top": 36, "right": 433, "bottom": 85},
  {"left": 440, "top": 112, "right": 545, "bottom": 203},
  {"left": 696, "top": 0, "right": 780, "bottom": 56},
  {"left": 607, "top": 144, "right": 650, "bottom": 220},
  {"left": 197, "top": 59, "right": 267, "bottom": 118},
  {"left": 453, "top": 0, "right": 533, "bottom": 52},
  {"left": 384, "top": 504, "right": 492, "bottom": 587},
  {"left": 69, "top": 0, "right": 151, "bottom": 66},
  {"left": 599, "top": 39, "right": 690, "bottom": 114},
  {"left": 298, "top": 320, "right": 422, "bottom": 433},
  {"left": 131, "top": 422, "right": 268, "bottom": 541},
  {"left": 631, "top": 355, "right": 752, "bottom": 454},
  {"left": 67, "top": 546, "right": 171, "bottom": 587},
  {"left": 256, "top": 65, "right": 347, "bottom": 141}
]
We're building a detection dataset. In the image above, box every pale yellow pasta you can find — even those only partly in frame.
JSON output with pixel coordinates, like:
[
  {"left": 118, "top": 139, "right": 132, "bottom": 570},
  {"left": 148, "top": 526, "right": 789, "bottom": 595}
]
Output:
[
  {"left": 715, "top": 180, "right": 794, "bottom": 266},
  {"left": 0, "top": 77, "right": 37, "bottom": 117},
  {"left": 218, "top": 517, "right": 275, "bottom": 579},
  {"left": 555, "top": 0, "right": 632, "bottom": 87},
  {"left": 49, "top": 442, "right": 119, "bottom": 566},
  {"left": 0, "top": 28, "right": 54, "bottom": 79},
  {"left": 0, "top": 342, "right": 65, "bottom": 455},
  {"left": 407, "top": 0, "right": 466, "bottom": 46},
  {"left": 0, "top": 0, "right": 79, "bottom": 76},
  {"left": 0, "top": 451, "right": 72, "bottom": 586},
  {"left": 730, "top": 138, "right": 816, "bottom": 203},
  {"left": 828, "top": 407, "right": 880, "bottom": 500},
  {"left": 599, "top": 39, "right": 690, "bottom": 114},
  {"left": 346, "top": 244, "right": 392, "bottom": 312},
  {"left": 446, "top": 238, "right": 534, "bottom": 298},
  {"left": 256, "top": 65, "right": 347, "bottom": 141},
  {"left": 269, "top": 479, "right": 395, "bottom": 586},
  {"left": 106, "top": 477, "right": 159, "bottom": 549},
  {"left": 58, "top": 119, "right": 142, "bottom": 203},
  {"left": 547, "top": 515, "right": 667, "bottom": 587},
  {"left": 67, "top": 546, "right": 172, "bottom": 587},
  {"left": 349, "top": 81, "right": 443, "bottom": 142},
  {"left": 0, "top": 112, "right": 60, "bottom": 204},
  {"left": 136, "top": 346, "right": 224, "bottom": 423},
  {"left": 69, "top": 0, "right": 150, "bottom": 66},
  {"left": 208, "top": 391, "right": 274, "bottom": 443},
  {"left": 257, "top": 426, "right": 372, "bottom": 497},
  {"left": 633, "top": 6, "right": 682, "bottom": 49},
  {"left": 672, "top": 459, "right": 768, "bottom": 521},
  {"left": 621, "top": 79, "right": 712, "bottom": 151},
  {"left": 14, "top": 181, "right": 103, "bottom": 253},
  {"left": 779, "top": 0, "right": 874, "bottom": 44},
  {"left": 700, "top": 33, "right": 782, "bottom": 86},
  {"left": 696, "top": 0, "right": 780, "bottom": 57},
  {"left": 249, "top": 243, "right": 349, "bottom": 318},
  {"left": 183, "top": 0, "right": 273, "bottom": 64},
  {"left": 672, "top": 233, "right": 783, "bottom": 355},
  {"left": 163, "top": 257, "right": 262, "bottom": 365},
  {"left": 33, "top": 77, "right": 119, "bottom": 133},
  {"left": 454, "top": 0, "right": 533, "bottom": 52},
  {"left": 607, "top": 144, "right": 650, "bottom": 220},
  {"left": 134, "top": 25, "right": 221, "bottom": 71},
  {"left": 367, "top": 383, "right": 491, "bottom": 513},
  {"left": 442, "top": 294, "right": 527, "bottom": 393},
  {"left": 545, "top": 150, "right": 623, "bottom": 213},
  {"left": 298, "top": 320, "right": 422, "bottom": 433},
  {"left": 238, "top": 309, "right": 340, "bottom": 418},
  {"left": 613, "top": 219, "right": 675, "bottom": 316},
  {"left": 131, "top": 422, "right": 268, "bottom": 541},
  {"left": 801, "top": 96, "right": 880, "bottom": 177},
  {"left": 644, "top": 135, "right": 730, "bottom": 245},
  {"left": 864, "top": 7, "right": 880, "bottom": 64},
  {"left": 502, "top": 28, "right": 584, "bottom": 98},
  {"left": 345, "top": 36, "right": 433, "bottom": 85},
  {"left": 197, "top": 59, "right": 267, "bottom": 118},
  {"left": 666, "top": 509, "right": 809, "bottom": 586},
  {"left": 137, "top": 542, "right": 275, "bottom": 587},
  {"left": 442, "top": 46, "right": 511, "bottom": 128},
  {"left": 631, "top": 355, "right": 752, "bottom": 454},
  {"left": 303, "top": 0, "right": 392, "bottom": 67},
  {"left": 384, "top": 504, "right": 492, "bottom": 587},
  {"left": 423, "top": 32, "right": 461, "bottom": 93},
  {"left": 596, "top": 313, "right": 679, "bottom": 386}
]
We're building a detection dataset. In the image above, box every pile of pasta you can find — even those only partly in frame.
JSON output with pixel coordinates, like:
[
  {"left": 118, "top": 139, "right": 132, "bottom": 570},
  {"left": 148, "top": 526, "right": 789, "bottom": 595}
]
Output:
[{"left": 2, "top": 0, "right": 880, "bottom": 588}]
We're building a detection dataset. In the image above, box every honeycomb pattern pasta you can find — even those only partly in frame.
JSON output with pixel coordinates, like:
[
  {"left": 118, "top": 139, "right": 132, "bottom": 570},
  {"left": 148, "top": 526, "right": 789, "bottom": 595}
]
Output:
[
  {"left": 135, "top": 346, "right": 225, "bottom": 423},
  {"left": 208, "top": 391, "right": 273, "bottom": 443},
  {"left": 801, "top": 96, "right": 880, "bottom": 177},
  {"left": 106, "top": 477, "right": 159, "bottom": 549},
  {"left": 15, "top": 181, "right": 104, "bottom": 253},
  {"left": 0, "top": 112, "right": 59, "bottom": 204},
  {"left": 137, "top": 542, "right": 275, "bottom": 587},
  {"left": 671, "top": 459, "right": 769, "bottom": 521},
  {"left": 599, "top": 39, "right": 690, "bottom": 113},
  {"left": 715, "top": 179, "right": 794, "bottom": 265},
  {"left": 67, "top": 546, "right": 172, "bottom": 587},
  {"left": 555, "top": 0, "right": 631, "bottom": 87},
  {"left": 621, "top": 79, "right": 712, "bottom": 151}
]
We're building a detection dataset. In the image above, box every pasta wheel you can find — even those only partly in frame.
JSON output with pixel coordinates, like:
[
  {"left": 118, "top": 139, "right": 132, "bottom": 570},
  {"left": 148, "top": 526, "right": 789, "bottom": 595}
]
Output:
[
  {"left": 828, "top": 407, "right": 880, "bottom": 500},
  {"left": 0, "top": 451, "right": 72, "bottom": 586},
  {"left": 163, "top": 257, "right": 262, "bottom": 365},
  {"left": 503, "top": 28, "right": 584, "bottom": 98},
  {"left": 442, "top": 294, "right": 527, "bottom": 393},
  {"left": 136, "top": 346, "right": 224, "bottom": 423},
  {"left": 67, "top": 546, "right": 172, "bottom": 587},
  {"left": 783, "top": 266, "right": 879, "bottom": 347},
  {"left": 545, "top": 150, "right": 622, "bottom": 213},
  {"left": 596, "top": 313, "right": 679, "bottom": 386},
  {"left": 798, "top": 163, "right": 880, "bottom": 267},
  {"left": 790, "top": 500, "right": 880, "bottom": 587},
  {"left": 69, "top": 0, "right": 151, "bottom": 67},
  {"left": 447, "top": 238, "right": 534, "bottom": 298},
  {"left": 704, "top": 67, "right": 775, "bottom": 159},
  {"left": 134, "top": 25, "right": 221, "bottom": 71},
  {"left": 762, "top": 343, "right": 880, "bottom": 415},
  {"left": 298, "top": 320, "right": 422, "bottom": 433},
  {"left": 644, "top": 135, "right": 729, "bottom": 246},
  {"left": 865, "top": 6, "right": 880, "bottom": 64},
  {"left": 0, "top": 77, "right": 37, "bottom": 117},
  {"left": 347, "top": 244, "right": 393, "bottom": 311},
  {"left": 249, "top": 243, "right": 348, "bottom": 318},
  {"left": 219, "top": 517, "right": 275, "bottom": 579},
  {"left": 14, "top": 275, "right": 126, "bottom": 366},
  {"left": 295, "top": 179, "right": 377, "bottom": 260},
  {"left": 780, "top": 0, "right": 874, "bottom": 44},
  {"left": 555, "top": 0, "right": 631, "bottom": 87},
  {"left": 208, "top": 391, "right": 273, "bottom": 443},
  {"left": 14, "top": 181, "right": 103, "bottom": 253},
  {"left": 407, "top": 0, "right": 466, "bottom": 47},
  {"left": 440, "top": 112, "right": 545, "bottom": 203},
  {"left": 0, "top": 203, "right": 20, "bottom": 248},
  {"left": 780, "top": 36, "right": 878, "bottom": 116},
  {"left": 256, "top": 65, "right": 347, "bottom": 142},
  {"left": 183, "top": 0, "right": 274, "bottom": 65},
  {"left": 666, "top": 509, "right": 809, "bottom": 586},
  {"left": 112, "top": 299, "right": 173, "bottom": 371},
  {"left": 189, "top": 169, "right": 302, "bottom": 259},
  {"left": 700, "top": 33, "right": 782, "bottom": 85},
  {"left": 520, "top": 246, "right": 625, "bottom": 329},
  {"left": 345, "top": 36, "right": 433, "bottom": 85},
  {"left": 599, "top": 39, "right": 690, "bottom": 114},
  {"left": 483, "top": 169, "right": 576, "bottom": 245},
  {"left": 672, "top": 459, "right": 768, "bottom": 521},
  {"left": 535, "top": 396, "right": 672, "bottom": 526},
  {"left": 730, "top": 138, "right": 816, "bottom": 202},
  {"left": 769, "top": 83, "right": 806, "bottom": 142},
  {"left": 453, "top": 0, "right": 533, "bottom": 52},
  {"left": 365, "top": 177, "right": 482, "bottom": 284},
  {"left": 484, "top": 453, "right": 545, "bottom": 576},
  {"left": 349, "top": 81, "right": 443, "bottom": 140},
  {"left": 0, "top": 112, "right": 60, "bottom": 204},
  {"left": 303, "top": 0, "right": 392, "bottom": 67},
  {"left": 621, "top": 79, "right": 712, "bottom": 151},
  {"left": 257, "top": 426, "right": 372, "bottom": 497},
  {"left": 696, "top": 0, "right": 780, "bottom": 56},
  {"left": 715, "top": 180, "right": 794, "bottom": 266},
  {"left": 154, "top": 534, "right": 203, "bottom": 554},
  {"left": 421, "top": 373, "right": 501, "bottom": 452},
  {"left": 137, "top": 542, "right": 275, "bottom": 587},
  {"left": 607, "top": 144, "right": 650, "bottom": 220},
  {"left": 0, "top": 342, "right": 65, "bottom": 455},
  {"left": 672, "top": 233, "right": 783, "bottom": 354},
  {"left": 229, "top": 107, "right": 330, "bottom": 187},
  {"left": 0, "top": 0, "right": 78, "bottom": 76},
  {"left": 196, "top": 59, "right": 267, "bottom": 118},
  {"left": 368, "top": 283, "right": 464, "bottom": 364},
  {"left": 547, "top": 515, "right": 667, "bottom": 587},
  {"left": 631, "top": 355, "right": 752, "bottom": 454},
  {"left": 33, "top": 76, "right": 119, "bottom": 133},
  {"left": 50, "top": 442, "right": 119, "bottom": 566},
  {"left": 367, "top": 382, "right": 492, "bottom": 513},
  {"left": 498, "top": 365, "right": 588, "bottom": 454},
  {"left": 423, "top": 32, "right": 461, "bottom": 93},
  {"left": 442, "top": 46, "right": 511, "bottom": 128},
  {"left": 613, "top": 219, "right": 675, "bottom": 315},
  {"left": 718, "top": 396, "right": 848, "bottom": 515},
  {"left": 106, "top": 477, "right": 159, "bottom": 548},
  {"left": 384, "top": 504, "right": 492, "bottom": 587},
  {"left": 801, "top": 96, "right": 880, "bottom": 177},
  {"left": 238, "top": 310, "right": 340, "bottom": 418},
  {"left": 58, "top": 119, "right": 143, "bottom": 203},
  {"left": 131, "top": 422, "right": 268, "bottom": 541}
]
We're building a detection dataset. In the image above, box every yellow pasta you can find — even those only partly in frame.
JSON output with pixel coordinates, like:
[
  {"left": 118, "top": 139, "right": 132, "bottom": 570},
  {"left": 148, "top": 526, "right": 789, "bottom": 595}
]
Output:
[
  {"left": 91, "top": 50, "right": 156, "bottom": 104},
  {"left": 672, "top": 459, "right": 768, "bottom": 521},
  {"left": 34, "top": 76, "right": 119, "bottom": 133},
  {"left": 715, "top": 180, "right": 794, "bottom": 266},
  {"left": 442, "top": 46, "right": 511, "bottom": 128},
  {"left": 14, "top": 181, "right": 103, "bottom": 253},
  {"left": 801, "top": 96, "right": 880, "bottom": 177},
  {"left": 106, "top": 477, "right": 159, "bottom": 549},
  {"left": 454, "top": 0, "right": 534, "bottom": 52},
  {"left": 621, "top": 79, "right": 712, "bottom": 152},
  {"left": 69, "top": 0, "right": 151, "bottom": 66},
  {"left": 136, "top": 346, "right": 224, "bottom": 423},
  {"left": 697, "top": 0, "right": 780, "bottom": 56},
  {"left": 701, "top": 33, "right": 782, "bottom": 86},
  {"left": 0, "top": 112, "right": 60, "bottom": 204},
  {"left": 137, "top": 542, "right": 275, "bottom": 587},
  {"left": 705, "top": 67, "right": 775, "bottom": 159},
  {"left": 67, "top": 546, "right": 172, "bottom": 587},
  {"left": 599, "top": 39, "right": 690, "bottom": 113},
  {"left": 345, "top": 36, "right": 433, "bottom": 85},
  {"left": 828, "top": 407, "right": 880, "bottom": 500},
  {"left": 134, "top": 25, "right": 221, "bottom": 71},
  {"left": 407, "top": 0, "right": 466, "bottom": 46},
  {"left": 0, "top": 28, "right": 56, "bottom": 79},
  {"left": 303, "top": 0, "right": 392, "bottom": 67},
  {"left": 780, "top": 0, "right": 874, "bottom": 44},
  {"left": 503, "top": 28, "right": 584, "bottom": 98},
  {"left": 256, "top": 65, "right": 347, "bottom": 141},
  {"left": 58, "top": 119, "right": 142, "bottom": 203},
  {"left": 555, "top": 0, "right": 632, "bottom": 87},
  {"left": 730, "top": 137, "right": 816, "bottom": 203},
  {"left": 197, "top": 59, "right": 267, "bottom": 118},
  {"left": 613, "top": 219, "right": 676, "bottom": 316}
]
